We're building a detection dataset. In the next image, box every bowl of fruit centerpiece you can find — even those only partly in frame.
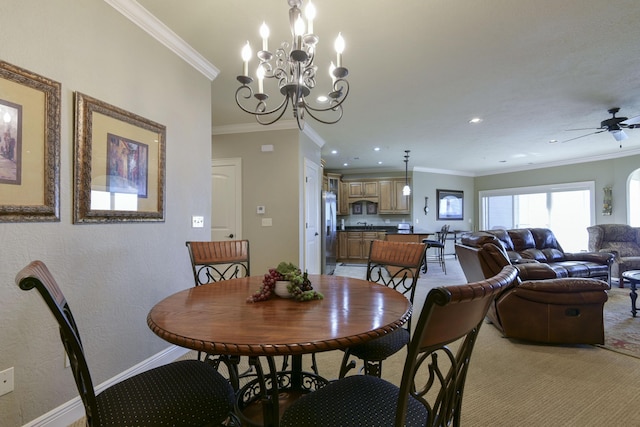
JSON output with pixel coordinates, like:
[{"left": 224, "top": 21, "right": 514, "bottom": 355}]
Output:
[{"left": 247, "top": 262, "right": 323, "bottom": 303}]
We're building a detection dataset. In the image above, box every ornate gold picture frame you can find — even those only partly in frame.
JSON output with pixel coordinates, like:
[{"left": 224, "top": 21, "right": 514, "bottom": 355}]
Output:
[
  {"left": 0, "top": 61, "right": 61, "bottom": 222},
  {"left": 73, "top": 92, "right": 166, "bottom": 223}
]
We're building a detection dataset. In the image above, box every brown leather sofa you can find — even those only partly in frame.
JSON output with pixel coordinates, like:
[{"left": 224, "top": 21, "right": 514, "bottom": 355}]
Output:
[
  {"left": 456, "top": 241, "right": 609, "bottom": 344},
  {"left": 461, "top": 228, "right": 613, "bottom": 284}
]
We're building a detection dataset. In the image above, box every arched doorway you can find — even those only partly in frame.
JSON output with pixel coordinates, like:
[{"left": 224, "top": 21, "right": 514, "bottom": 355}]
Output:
[{"left": 628, "top": 169, "right": 640, "bottom": 226}]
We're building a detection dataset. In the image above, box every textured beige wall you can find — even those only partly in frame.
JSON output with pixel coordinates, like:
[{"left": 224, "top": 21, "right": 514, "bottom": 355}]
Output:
[
  {"left": 212, "top": 129, "right": 308, "bottom": 274},
  {"left": 0, "top": 1, "right": 213, "bottom": 425}
]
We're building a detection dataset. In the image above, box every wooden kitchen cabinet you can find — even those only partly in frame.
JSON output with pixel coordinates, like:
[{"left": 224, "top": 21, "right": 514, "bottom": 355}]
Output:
[
  {"left": 326, "top": 173, "right": 341, "bottom": 194},
  {"left": 348, "top": 181, "right": 378, "bottom": 198},
  {"left": 338, "top": 231, "right": 348, "bottom": 259},
  {"left": 338, "top": 231, "right": 385, "bottom": 261},
  {"left": 379, "top": 179, "right": 411, "bottom": 214},
  {"left": 338, "top": 182, "right": 349, "bottom": 216}
]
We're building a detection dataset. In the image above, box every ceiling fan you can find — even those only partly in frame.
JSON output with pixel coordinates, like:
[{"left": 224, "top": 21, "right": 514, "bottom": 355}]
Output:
[{"left": 564, "top": 107, "right": 640, "bottom": 145}]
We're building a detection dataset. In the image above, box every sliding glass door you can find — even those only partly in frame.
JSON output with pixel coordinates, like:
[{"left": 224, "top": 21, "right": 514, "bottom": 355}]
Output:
[{"left": 480, "top": 182, "right": 595, "bottom": 251}]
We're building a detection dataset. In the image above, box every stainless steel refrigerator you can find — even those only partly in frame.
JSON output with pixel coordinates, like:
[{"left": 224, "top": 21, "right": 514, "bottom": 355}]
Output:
[{"left": 321, "top": 191, "right": 337, "bottom": 275}]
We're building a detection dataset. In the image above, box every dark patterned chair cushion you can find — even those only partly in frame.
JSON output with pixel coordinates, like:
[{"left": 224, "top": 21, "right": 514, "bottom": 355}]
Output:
[
  {"left": 95, "top": 360, "right": 235, "bottom": 426},
  {"left": 280, "top": 375, "right": 428, "bottom": 427}
]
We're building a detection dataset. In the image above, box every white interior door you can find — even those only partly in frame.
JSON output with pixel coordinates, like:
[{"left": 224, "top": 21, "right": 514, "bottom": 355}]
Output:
[
  {"left": 304, "top": 159, "right": 321, "bottom": 273},
  {"left": 211, "top": 158, "right": 242, "bottom": 241}
]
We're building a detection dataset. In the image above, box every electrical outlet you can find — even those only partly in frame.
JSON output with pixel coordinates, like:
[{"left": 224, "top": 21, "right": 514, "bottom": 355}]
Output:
[
  {"left": 0, "top": 367, "right": 14, "bottom": 396},
  {"left": 191, "top": 216, "right": 204, "bottom": 228}
]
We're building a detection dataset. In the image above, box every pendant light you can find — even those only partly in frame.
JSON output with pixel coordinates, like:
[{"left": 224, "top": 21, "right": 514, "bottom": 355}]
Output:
[{"left": 402, "top": 150, "right": 411, "bottom": 196}]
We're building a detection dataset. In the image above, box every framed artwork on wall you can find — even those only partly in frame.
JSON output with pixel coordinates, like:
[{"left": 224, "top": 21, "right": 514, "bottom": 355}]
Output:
[
  {"left": 73, "top": 92, "right": 166, "bottom": 223},
  {"left": 436, "top": 189, "right": 463, "bottom": 220},
  {"left": 0, "top": 61, "right": 61, "bottom": 222},
  {"left": 352, "top": 202, "right": 362, "bottom": 215}
]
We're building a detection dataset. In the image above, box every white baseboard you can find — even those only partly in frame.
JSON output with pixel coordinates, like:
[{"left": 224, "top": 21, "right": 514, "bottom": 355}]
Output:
[{"left": 23, "top": 346, "right": 191, "bottom": 427}]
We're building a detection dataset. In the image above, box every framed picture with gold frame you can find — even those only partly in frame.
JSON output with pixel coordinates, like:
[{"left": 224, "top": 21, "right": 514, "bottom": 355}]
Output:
[
  {"left": 73, "top": 92, "right": 166, "bottom": 223},
  {"left": 0, "top": 61, "right": 61, "bottom": 222}
]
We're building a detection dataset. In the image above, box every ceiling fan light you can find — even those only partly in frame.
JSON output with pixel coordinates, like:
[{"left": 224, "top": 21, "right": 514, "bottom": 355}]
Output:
[{"left": 612, "top": 130, "right": 628, "bottom": 142}]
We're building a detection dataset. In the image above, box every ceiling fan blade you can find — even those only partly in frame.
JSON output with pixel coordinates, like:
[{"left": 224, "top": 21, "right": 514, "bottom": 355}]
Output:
[
  {"left": 565, "top": 127, "right": 601, "bottom": 131},
  {"left": 561, "top": 130, "right": 606, "bottom": 143},
  {"left": 622, "top": 115, "right": 640, "bottom": 126}
]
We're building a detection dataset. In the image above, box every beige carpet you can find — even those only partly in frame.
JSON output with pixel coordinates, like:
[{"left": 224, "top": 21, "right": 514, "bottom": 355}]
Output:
[
  {"left": 70, "top": 259, "right": 640, "bottom": 426},
  {"left": 599, "top": 286, "right": 640, "bottom": 358}
]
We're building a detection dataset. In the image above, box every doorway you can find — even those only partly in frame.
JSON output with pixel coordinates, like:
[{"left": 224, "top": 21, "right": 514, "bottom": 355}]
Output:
[{"left": 211, "top": 158, "right": 242, "bottom": 241}]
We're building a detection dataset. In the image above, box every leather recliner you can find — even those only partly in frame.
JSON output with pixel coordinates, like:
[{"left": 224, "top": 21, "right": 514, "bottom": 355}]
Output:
[
  {"left": 456, "top": 241, "right": 609, "bottom": 344},
  {"left": 461, "top": 228, "right": 613, "bottom": 285}
]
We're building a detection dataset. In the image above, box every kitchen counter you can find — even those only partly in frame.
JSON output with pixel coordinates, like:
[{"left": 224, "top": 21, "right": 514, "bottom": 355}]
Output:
[{"left": 338, "top": 226, "right": 397, "bottom": 232}]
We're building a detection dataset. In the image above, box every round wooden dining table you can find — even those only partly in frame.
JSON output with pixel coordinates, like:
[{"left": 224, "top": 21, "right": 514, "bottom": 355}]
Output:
[{"left": 147, "top": 274, "right": 412, "bottom": 427}]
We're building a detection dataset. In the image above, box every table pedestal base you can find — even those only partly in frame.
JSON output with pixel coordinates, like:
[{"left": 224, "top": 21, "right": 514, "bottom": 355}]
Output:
[{"left": 235, "top": 356, "right": 328, "bottom": 427}]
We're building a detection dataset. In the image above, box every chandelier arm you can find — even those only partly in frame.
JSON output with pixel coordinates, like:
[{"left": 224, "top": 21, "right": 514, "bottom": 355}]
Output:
[
  {"left": 255, "top": 97, "right": 291, "bottom": 126},
  {"left": 303, "top": 79, "right": 350, "bottom": 114},
  {"left": 302, "top": 103, "right": 343, "bottom": 125},
  {"left": 235, "top": 85, "right": 290, "bottom": 118}
]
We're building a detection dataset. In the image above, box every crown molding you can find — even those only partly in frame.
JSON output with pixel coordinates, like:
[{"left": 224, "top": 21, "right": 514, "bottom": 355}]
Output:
[
  {"left": 475, "top": 146, "right": 640, "bottom": 177},
  {"left": 302, "top": 124, "right": 325, "bottom": 148},
  {"left": 104, "top": 0, "right": 219, "bottom": 81},
  {"left": 413, "top": 166, "right": 476, "bottom": 177},
  {"left": 212, "top": 120, "right": 299, "bottom": 135},
  {"left": 212, "top": 121, "right": 325, "bottom": 148}
]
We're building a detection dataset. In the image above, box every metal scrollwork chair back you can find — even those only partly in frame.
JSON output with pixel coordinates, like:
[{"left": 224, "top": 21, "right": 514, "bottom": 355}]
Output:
[
  {"left": 281, "top": 265, "right": 519, "bottom": 427},
  {"left": 338, "top": 239, "right": 427, "bottom": 378},
  {"left": 186, "top": 240, "right": 250, "bottom": 285},
  {"left": 15, "top": 260, "right": 236, "bottom": 427},
  {"left": 185, "top": 240, "right": 253, "bottom": 390}
]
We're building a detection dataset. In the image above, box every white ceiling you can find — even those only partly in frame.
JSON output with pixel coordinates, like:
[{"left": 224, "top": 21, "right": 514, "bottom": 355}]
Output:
[{"left": 134, "top": 0, "right": 640, "bottom": 176}]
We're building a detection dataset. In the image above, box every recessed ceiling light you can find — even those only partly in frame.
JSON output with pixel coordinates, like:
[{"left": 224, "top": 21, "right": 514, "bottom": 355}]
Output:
[
  {"left": 548, "top": 139, "right": 558, "bottom": 143},
  {"left": 374, "top": 147, "right": 380, "bottom": 151},
  {"left": 499, "top": 160, "right": 507, "bottom": 163},
  {"left": 469, "top": 117, "right": 483, "bottom": 124},
  {"left": 378, "top": 161, "right": 383, "bottom": 165},
  {"left": 343, "top": 162, "right": 348, "bottom": 166},
  {"left": 331, "top": 149, "right": 338, "bottom": 154},
  {"left": 317, "top": 95, "right": 329, "bottom": 103}
]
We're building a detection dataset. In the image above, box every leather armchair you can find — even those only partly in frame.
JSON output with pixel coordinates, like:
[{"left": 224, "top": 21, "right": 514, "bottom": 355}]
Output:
[
  {"left": 588, "top": 223, "right": 640, "bottom": 287},
  {"left": 456, "top": 241, "right": 609, "bottom": 344}
]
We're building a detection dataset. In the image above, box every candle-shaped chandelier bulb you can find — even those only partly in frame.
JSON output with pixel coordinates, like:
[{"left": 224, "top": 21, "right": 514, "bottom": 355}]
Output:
[
  {"left": 305, "top": 1, "right": 315, "bottom": 34},
  {"left": 334, "top": 33, "right": 345, "bottom": 67},
  {"left": 259, "top": 22, "right": 270, "bottom": 51},
  {"left": 235, "top": 0, "right": 349, "bottom": 130},
  {"left": 403, "top": 150, "right": 411, "bottom": 196},
  {"left": 241, "top": 41, "right": 252, "bottom": 76}
]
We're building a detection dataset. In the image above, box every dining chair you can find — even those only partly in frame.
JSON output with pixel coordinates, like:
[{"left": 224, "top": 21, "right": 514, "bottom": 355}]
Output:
[
  {"left": 185, "top": 239, "right": 250, "bottom": 285},
  {"left": 422, "top": 224, "right": 450, "bottom": 274},
  {"left": 338, "top": 239, "right": 427, "bottom": 379},
  {"left": 281, "top": 265, "right": 519, "bottom": 427},
  {"left": 15, "top": 260, "right": 237, "bottom": 427},
  {"left": 185, "top": 240, "right": 253, "bottom": 389}
]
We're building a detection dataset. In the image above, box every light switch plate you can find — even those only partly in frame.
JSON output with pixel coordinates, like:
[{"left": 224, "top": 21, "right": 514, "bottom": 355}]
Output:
[
  {"left": 0, "top": 367, "right": 14, "bottom": 396},
  {"left": 262, "top": 218, "right": 273, "bottom": 227},
  {"left": 192, "top": 216, "right": 204, "bottom": 228}
]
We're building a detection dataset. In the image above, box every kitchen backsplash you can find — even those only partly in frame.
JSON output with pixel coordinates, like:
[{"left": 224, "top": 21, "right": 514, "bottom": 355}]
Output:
[{"left": 338, "top": 201, "right": 409, "bottom": 228}]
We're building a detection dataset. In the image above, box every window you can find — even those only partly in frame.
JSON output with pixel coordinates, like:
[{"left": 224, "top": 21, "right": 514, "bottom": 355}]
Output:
[
  {"left": 479, "top": 181, "right": 595, "bottom": 251},
  {"left": 629, "top": 169, "right": 640, "bottom": 227}
]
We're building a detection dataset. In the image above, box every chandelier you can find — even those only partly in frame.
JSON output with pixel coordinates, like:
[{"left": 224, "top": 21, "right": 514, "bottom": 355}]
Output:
[
  {"left": 235, "top": 0, "right": 349, "bottom": 130},
  {"left": 403, "top": 150, "right": 411, "bottom": 196}
]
